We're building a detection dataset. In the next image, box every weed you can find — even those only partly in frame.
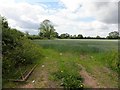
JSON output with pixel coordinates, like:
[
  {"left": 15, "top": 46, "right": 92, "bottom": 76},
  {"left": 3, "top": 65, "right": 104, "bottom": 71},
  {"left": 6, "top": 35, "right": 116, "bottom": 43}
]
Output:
[{"left": 53, "top": 70, "right": 84, "bottom": 88}]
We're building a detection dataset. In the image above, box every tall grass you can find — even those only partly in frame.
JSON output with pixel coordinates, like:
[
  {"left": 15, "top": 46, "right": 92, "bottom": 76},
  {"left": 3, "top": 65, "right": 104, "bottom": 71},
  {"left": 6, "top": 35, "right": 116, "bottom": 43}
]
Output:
[
  {"left": 33, "top": 39, "right": 118, "bottom": 72},
  {"left": 33, "top": 39, "right": 118, "bottom": 87}
]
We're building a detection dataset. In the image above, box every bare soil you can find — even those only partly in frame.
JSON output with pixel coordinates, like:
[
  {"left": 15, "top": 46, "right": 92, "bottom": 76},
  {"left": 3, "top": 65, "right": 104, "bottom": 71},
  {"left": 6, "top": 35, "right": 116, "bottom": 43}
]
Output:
[
  {"left": 80, "top": 69, "right": 100, "bottom": 88},
  {"left": 20, "top": 63, "right": 58, "bottom": 88}
]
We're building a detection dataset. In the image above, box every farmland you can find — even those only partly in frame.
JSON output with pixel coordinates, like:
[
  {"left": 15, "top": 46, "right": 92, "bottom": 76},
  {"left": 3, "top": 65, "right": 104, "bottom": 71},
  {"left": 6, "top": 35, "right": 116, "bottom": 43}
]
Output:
[
  {"left": 3, "top": 39, "right": 119, "bottom": 88},
  {"left": 1, "top": 1, "right": 120, "bottom": 88},
  {"left": 31, "top": 39, "right": 118, "bottom": 88}
]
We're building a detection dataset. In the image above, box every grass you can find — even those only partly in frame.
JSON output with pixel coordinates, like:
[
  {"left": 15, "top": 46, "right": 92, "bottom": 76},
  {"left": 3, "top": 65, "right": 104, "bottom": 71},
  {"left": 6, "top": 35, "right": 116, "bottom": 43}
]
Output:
[
  {"left": 3, "top": 39, "right": 118, "bottom": 88},
  {"left": 32, "top": 39, "right": 118, "bottom": 88}
]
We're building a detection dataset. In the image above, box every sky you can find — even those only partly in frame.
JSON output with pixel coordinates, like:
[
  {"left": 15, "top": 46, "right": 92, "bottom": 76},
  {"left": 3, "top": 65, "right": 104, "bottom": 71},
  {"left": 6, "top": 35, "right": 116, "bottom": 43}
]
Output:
[{"left": 0, "top": 0, "right": 119, "bottom": 37}]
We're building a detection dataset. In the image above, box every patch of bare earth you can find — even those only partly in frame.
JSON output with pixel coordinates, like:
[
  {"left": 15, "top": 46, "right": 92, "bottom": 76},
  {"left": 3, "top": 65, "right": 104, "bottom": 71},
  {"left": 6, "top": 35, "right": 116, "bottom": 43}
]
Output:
[
  {"left": 80, "top": 54, "right": 89, "bottom": 60},
  {"left": 20, "top": 60, "right": 58, "bottom": 88},
  {"left": 80, "top": 69, "right": 100, "bottom": 88},
  {"left": 78, "top": 64, "right": 100, "bottom": 88},
  {"left": 78, "top": 62, "right": 118, "bottom": 88},
  {"left": 33, "top": 70, "right": 57, "bottom": 88},
  {"left": 21, "top": 83, "right": 34, "bottom": 88}
]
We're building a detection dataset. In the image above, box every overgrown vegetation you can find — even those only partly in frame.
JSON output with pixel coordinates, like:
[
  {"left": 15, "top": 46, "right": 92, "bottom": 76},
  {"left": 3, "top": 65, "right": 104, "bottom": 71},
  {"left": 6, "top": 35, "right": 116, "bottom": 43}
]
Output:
[
  {"left": 2, "top": 17, "right": 44, "bottom": 81},
  {"left": 52, "top": 59, "right": 84, "bottom": 88},
  {"left": 53, "top": 71, "right": 83, "bottom": 88}
]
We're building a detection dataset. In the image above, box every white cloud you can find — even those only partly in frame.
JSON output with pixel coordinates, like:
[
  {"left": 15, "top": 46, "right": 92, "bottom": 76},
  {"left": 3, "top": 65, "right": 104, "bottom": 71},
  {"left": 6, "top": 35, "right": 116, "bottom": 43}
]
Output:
[
  {"left": 85, "top": 2, "right": 118, "bottom": 24},
  {"left": 0, "top": 0, "right": 118, "bottom": 37},
  {"left": 59, "top": 0, "right": 83, "bottom": 12},
  {"left": 60, "top": 0, "right": 118, "bottom": 24}
]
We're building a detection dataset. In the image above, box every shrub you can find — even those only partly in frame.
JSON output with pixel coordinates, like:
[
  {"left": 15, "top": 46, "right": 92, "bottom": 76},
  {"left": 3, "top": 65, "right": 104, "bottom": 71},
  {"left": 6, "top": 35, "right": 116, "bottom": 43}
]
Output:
[{"left": 2, "top": 18, "right": 44, "bottom": 79}]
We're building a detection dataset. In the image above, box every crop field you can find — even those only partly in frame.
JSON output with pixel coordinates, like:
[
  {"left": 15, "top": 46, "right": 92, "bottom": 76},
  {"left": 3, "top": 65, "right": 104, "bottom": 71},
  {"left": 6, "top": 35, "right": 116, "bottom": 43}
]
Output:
[
  {"left": 32, "top": 39, "right": 119, "bottom": 88},
  {"left": 4, "top": 39, "right": 119, "bottom": 88}
]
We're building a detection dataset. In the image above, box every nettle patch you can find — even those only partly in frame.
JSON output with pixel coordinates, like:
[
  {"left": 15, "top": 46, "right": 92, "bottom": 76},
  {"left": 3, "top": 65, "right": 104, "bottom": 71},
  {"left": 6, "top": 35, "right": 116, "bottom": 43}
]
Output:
[{"left": 53, "top": 70, "right": 84, "bottom": 88}]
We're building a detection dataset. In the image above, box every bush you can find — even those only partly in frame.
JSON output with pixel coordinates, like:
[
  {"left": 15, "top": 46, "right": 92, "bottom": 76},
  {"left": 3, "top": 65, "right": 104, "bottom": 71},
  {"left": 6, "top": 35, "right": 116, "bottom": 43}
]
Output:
[
  {"left": 2, "top": 28, "right": 24, "bottom": 54},
  {"left": 2, "top": 18, "right": 44, "bottom": 79}
]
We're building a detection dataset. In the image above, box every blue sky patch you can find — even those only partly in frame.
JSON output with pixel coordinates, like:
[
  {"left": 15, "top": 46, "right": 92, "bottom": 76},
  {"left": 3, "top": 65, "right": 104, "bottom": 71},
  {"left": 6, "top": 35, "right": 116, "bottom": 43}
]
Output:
[
  {"left": 15, "top": 0, "right": 65, "bottom": 9},
  {"left": 80, "top": 17, "right": 95, "bottom": 22}
]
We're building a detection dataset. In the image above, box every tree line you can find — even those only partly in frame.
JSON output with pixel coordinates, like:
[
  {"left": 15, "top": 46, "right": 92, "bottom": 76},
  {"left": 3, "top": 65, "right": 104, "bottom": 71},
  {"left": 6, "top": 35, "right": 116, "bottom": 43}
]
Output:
[{"left": 26, "top": 19, "right": 119, "bottom": 40}]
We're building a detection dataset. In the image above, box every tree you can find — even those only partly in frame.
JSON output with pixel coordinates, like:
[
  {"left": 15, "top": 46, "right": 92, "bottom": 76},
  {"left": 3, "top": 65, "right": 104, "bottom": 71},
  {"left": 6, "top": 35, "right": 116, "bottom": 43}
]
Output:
[
  {"left": 54, "top": 32, "right": 59, "bottom": 38},
  {"left": 77, "top": 34, "right": 83, "bottom": 39},
  {"left": 39, "top": 19, "right": 56, "bottom": 39},
  {"left": 1, "top": 16, "right": 9, "bottom": 29},
  {"left": 60, "top": 33, "right": 70, "bottom": 39},
  {"left": 96, "top": 35, "right": 101, "bottom": 39},
  {"left": 107, "top": 31, "right": 119, "bottom": 39},
  {"left": 72, "top": 35, "right": 77, "bottom": 39}
]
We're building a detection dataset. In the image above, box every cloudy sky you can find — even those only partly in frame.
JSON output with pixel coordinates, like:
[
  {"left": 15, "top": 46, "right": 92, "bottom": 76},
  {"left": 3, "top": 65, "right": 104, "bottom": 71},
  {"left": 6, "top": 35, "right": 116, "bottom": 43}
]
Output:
[{"left": 0, "top": 0, "right": 119, "bottom": 37}]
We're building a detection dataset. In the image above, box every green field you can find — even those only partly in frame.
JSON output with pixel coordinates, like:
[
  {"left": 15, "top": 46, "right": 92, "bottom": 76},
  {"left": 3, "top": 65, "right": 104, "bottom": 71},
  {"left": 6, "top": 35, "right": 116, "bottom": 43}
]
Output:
[
  {"left": 32, "top": 39, "right": 118, "bottom": 88},
  {"left": 4, "top": 39, "right": 119, "bottom": 88}
]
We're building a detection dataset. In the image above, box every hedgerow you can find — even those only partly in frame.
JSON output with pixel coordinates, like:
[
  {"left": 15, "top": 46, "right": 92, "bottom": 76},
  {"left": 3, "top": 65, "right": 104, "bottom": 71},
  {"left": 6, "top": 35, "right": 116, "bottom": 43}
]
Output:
[{"left": 2, "top": 17, "right": 44, "bottom": 79}]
